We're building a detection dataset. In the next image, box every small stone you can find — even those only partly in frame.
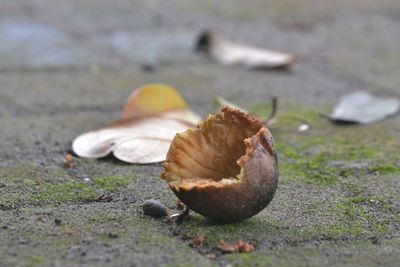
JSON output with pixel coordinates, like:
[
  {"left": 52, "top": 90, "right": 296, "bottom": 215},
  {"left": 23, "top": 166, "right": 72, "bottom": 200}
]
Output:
[
  {"left": 54, "top": 218, "right": 62, "bottom": 226},
  {"left": 83, "top": 177, "right": 91, "bottom": 183},
  {"left": 108, "top": 232, "right": 119, "bottom": 239},
  {"left": 19, "top": 238, "right": 30, "bottom": 245},
  {"left": 297, "top": 123, "right": 310, "bottom": 132},
  {"left": 370, "top": 236, "right": 381, "bottom": 245},
  {"left": 142, "top": 199, "right": 168, "bottom": 218},
  {"left": 140, "top": 63, "right": 157, "bottom": 72}
]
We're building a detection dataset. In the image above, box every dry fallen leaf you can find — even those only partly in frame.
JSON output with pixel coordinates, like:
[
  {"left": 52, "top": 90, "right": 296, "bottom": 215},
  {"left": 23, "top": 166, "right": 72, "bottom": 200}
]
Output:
[
  {"left": 217, "top": 241, "right": 238, "bottom": 253},
  {"left": 63, "top": 153, "right": 76, "bottom": 168},
  {"left": 190, "top": 234, "right": 204, "bottom": 246},
  {"left": 72, "top": 84, "right": 200, "bottom": 164},
  {"left": 330, "top": 91, "right": 400, "bottom": 124},
  {"left": 196, "top": 30, "right": 294, "bottom": 70},
  {"left": 237, "top": 240, "right": 255, "bottom": 253},
  {"left": 63, "top": 228, "right": 74, "bottom": 236},
  {"left": 205, "top": 254, "right": 216, "bottom": 260},
  {"left": 217, "top": 240, "right": 255, "bottom": 253}
]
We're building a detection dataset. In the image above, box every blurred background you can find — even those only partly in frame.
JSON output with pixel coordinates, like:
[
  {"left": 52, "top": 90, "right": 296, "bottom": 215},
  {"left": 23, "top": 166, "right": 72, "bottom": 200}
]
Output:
[{"left": 1, "top": 0, "right": 399, "bottom": 112}]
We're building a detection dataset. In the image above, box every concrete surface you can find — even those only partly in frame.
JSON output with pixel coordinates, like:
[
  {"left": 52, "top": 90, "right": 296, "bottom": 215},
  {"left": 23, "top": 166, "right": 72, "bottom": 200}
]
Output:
[{"left": 0, "top": 0, "right": 399, "bottom": 266}]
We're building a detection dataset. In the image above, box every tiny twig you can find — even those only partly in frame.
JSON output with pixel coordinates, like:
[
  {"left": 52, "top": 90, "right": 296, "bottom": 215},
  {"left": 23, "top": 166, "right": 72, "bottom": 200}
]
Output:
[
  {"left": 262, "top": 96, "right": 312, "bottom": 132},
  {"left": 94, "top": 194, "right": 104, "bottom": 201},
  {"left": 265, "top": 97, "right": 278, "bottom": 126},
  {"left": 93, "top": 193, "right": 113, "bottom": 202},
  {"left": 170, "top": 206, "right": 190, "bottom": 224},
  {"left": 176, "top": 198, "right": 184, "bottom": 210}
]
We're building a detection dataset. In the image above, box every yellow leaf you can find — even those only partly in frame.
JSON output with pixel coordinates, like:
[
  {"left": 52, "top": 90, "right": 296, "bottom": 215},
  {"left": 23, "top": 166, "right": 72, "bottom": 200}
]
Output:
[{"left": 122, "top": 83, "right": 188, "bottom": 119}]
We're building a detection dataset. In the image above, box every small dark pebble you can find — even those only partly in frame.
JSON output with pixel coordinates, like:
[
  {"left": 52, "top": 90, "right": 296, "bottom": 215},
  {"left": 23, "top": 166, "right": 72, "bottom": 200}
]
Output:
[
  {"left": 19, "top": 238, "right": 30, "bottom": 245},
  {"left": 140, "top": 63, "right": 157, "bottom": 72},
  {"left": 370, "top": 236, "right": 381, "bottom": 245},
  {"left": 108, "top": 232, "right": 119, "bottom": 239},
  {"left": 1, "top": 225, "right": 8, "bottom": 229},
  {"left": 54, "top": 218, "right": 62, "bottom": 226},
  {"left": 83, "top": 177, "right": 91, "bottom": 183},
  {"left": 142, "top": 199, "right": 168, "bottom": 218}
]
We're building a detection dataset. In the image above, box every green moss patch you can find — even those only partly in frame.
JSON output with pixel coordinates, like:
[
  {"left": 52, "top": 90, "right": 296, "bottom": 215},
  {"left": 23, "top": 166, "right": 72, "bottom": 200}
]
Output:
[
  {"left": 0, "top": 170, "right": 137, "bottom": 210},
  {"left": 248, "top": 101, "right": 400, "bottom": 187}
]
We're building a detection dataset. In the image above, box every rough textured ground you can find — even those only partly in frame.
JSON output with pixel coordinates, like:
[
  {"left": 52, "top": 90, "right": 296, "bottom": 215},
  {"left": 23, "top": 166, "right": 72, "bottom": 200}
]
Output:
[{"left": 1, "top": 0, "right": 400, "bottom": 266}]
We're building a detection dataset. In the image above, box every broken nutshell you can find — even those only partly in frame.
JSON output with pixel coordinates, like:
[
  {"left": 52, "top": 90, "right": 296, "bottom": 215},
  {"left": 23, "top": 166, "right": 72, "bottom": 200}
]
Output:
[{"left": 161, "top": 106, "right": 279, "bottom": 223}]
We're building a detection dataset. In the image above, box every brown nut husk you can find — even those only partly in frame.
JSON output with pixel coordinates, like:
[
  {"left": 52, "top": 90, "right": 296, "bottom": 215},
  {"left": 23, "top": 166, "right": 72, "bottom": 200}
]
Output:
[{"left": 161, "top": 106, "right": 279, "bottom": 223}]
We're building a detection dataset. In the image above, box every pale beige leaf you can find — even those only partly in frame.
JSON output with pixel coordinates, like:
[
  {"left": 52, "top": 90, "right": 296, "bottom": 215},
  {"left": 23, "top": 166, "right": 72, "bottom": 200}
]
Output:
[
  {"left": 73, "top": 83, "right": 200, "bottom": 164},
  {"left": 161, "top": 109, "right": 201, "bottom": 126},
  {"left": 113, "top": 138, "right": 170, "bottom": 164},
  {"left": 330, "top": 91, "right": 400, "bottom": 124},
  {"left": 72, "top": 110, "right": 200, "bottom": 163},
  {"left": 196, "top": 30, "right": 294, "bottom": 69}
]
